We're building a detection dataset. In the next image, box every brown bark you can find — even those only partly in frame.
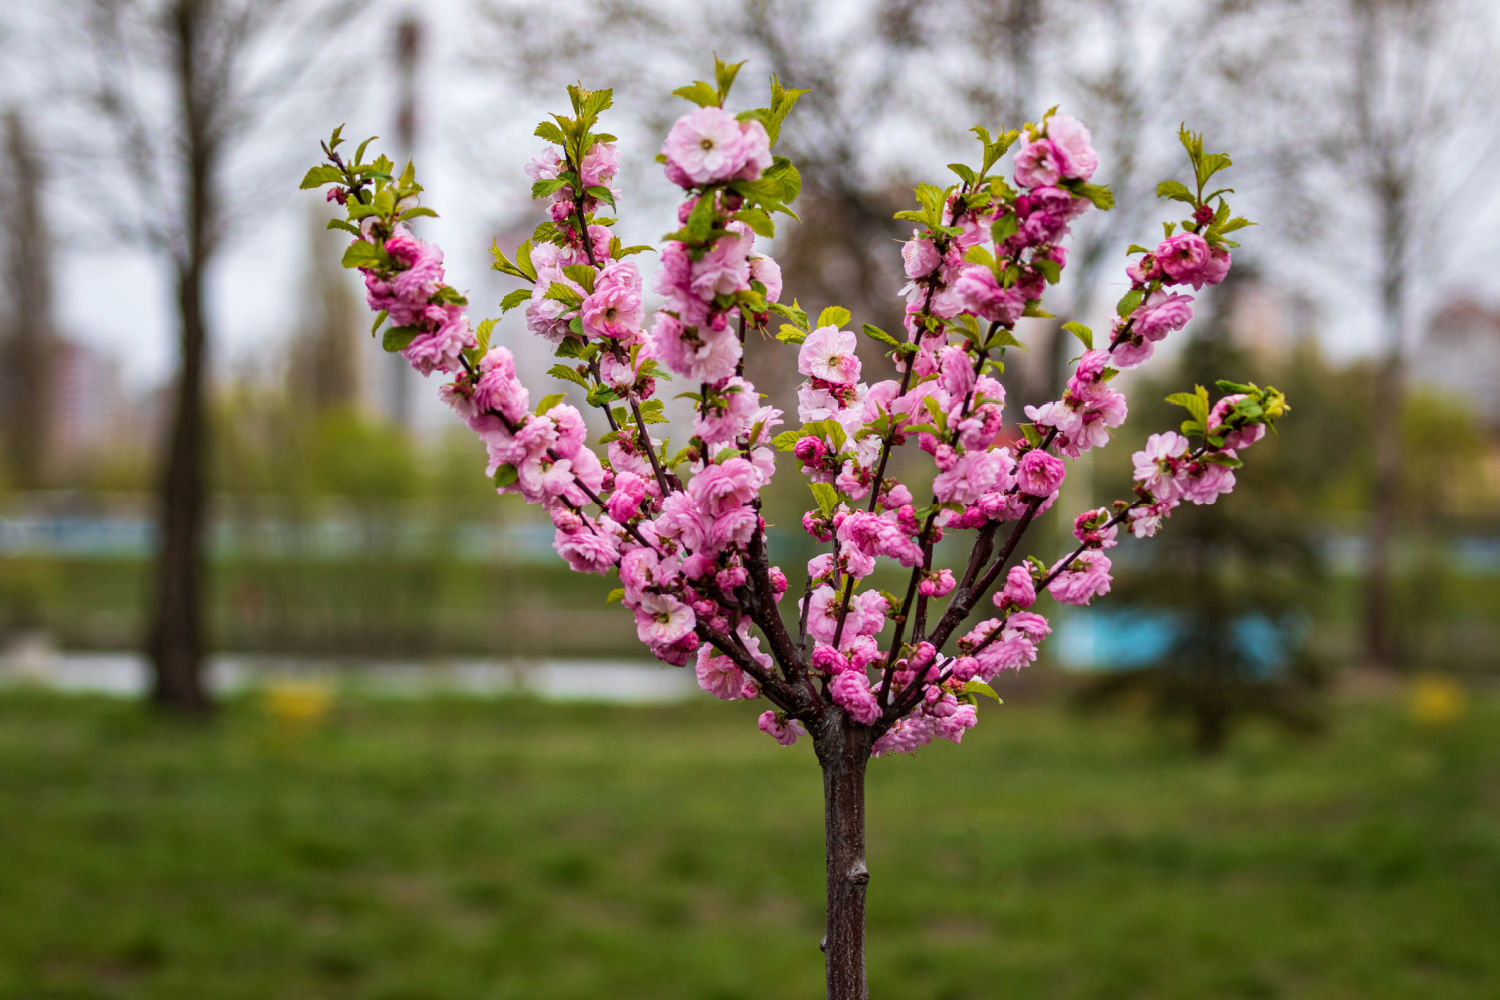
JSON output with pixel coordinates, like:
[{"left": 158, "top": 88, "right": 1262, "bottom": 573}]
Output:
[
  {"left": 1362, "top": 172, "right": 1406, "bottom": 672},
  {"left": 1, "top": 109, "right": 54, "bottom": 487},
  {"left": 814, "top": 712, "right": 875, "bottom": 1000},
  {"left": 146, "top": 0, "right": 215, "bottom": 714},
  {"left": 148, "top": 261, "right": 211, "bottom": 713}
]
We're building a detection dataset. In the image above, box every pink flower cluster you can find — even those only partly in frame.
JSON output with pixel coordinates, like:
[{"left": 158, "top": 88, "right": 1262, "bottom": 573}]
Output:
[
  {"left": 525, "top": 142, "right": 621, "bottom": 223},
  {"left": 661, "top": 106, "right": 772, "bottom": 187},
  {"left": 311, "top": 91, "right": 1280, "bottom": 762},
  {"left": 359, "top": 227, "right": 476, "bottom": 375},
  {"left": 1111, "top": 231, "right": 1232, "bottom": 369}
]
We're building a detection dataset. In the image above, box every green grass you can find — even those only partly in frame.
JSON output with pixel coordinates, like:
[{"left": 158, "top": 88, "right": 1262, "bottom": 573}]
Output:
[{"left": 0, "top": 690, "right": 1496, "bottom": 999}]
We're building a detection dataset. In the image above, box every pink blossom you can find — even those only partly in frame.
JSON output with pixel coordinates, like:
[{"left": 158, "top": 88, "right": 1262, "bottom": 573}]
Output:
[
  {"left": 749, "top": 254, "right": 783, "bottom": 303},
  {"left": 1014, "top": 139, "right": 1063, "bottom": 188},
  {"left": 472, "top": 347, "right": 529, "bottom": 423},
  {"left": 933, "top": 449, "right": 1008, "bottom": 506},
  {"left": 694, "top": 376, "right": 761, "bottom": 446},
  {"left": 580, "top": 261, "right": 644, "bottom": 340},
  {"left": 1073, "top": 507, "right": 1119, "bottom": 549},
  {"left": 998, "top": 565, "right": 1036, "bottom": 609},
  {"left": 1156, "top": 233, "right": 1232, "bottom": 290},
  {"left": 1046, "top": 114, "right": 1099, "bottom": 181},
  {"left": 902, "top": 234, "right": 940, "bottom": 278},
  {"left": 1208, "top": 394, "right": 1266, "bottom": 451},
  {"left": 553, "top": 522, "right": 620, "bottom": 574},
  {"left": 1047, "top": 552, "right": 1113, "bottom": 606},
  {"left": 919, "top": 568, "right": 956, "bottom": 598},
  {"left": 952, "top": 265, "right": 1026, "bottom": 325},
  {"left": 650, "top": 313, "right": 740, "bottom": 383},
  {"left": 1132, "top": 431, "right": 1189, "bottom": 501},
  {"left": 695, "top": 644, "right": 759, "bottom": 701},
  {"left": 579, "top": 141, "right": 620, "bottom": 190},
  {"left": 1015, "top": 449, "right": 1066, "bottom": 497},
  {"left": 1128, "top": 501, "right": 1172, "bottom": 538},
  {"left": 690, "top": 227, "right": 753, "bottom": 299},
  {"left": 758, "top": 710, "right": 805, "bottom": 746},
  {"left": 607, "top": 472, "right": 648, "bottom": 523},
  {"left": 1178, "top": 460, "right": 1237, "bottom": 505},
  {"left": 799, "top": 325, "right": 861, "bottom": 385},
  {"left": 830, "top": 670, "right": 881, "bottom": 725},
  {"left": 634, "top": 592, "right": 696, "bottom": 645},
  {"left": 1133, "top": 290, "right": 1195, "bottom": 342},
  {"left": 687, "top": 457, "right": 762, "bottom": 516},
  {"left": 661, "top": 107, "right": 771, "bottom": 186}
]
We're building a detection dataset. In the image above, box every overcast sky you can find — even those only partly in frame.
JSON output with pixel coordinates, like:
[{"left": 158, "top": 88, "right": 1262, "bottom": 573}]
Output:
[{"left": 6, "top": 0, "right": 1499, "bottom": 404}]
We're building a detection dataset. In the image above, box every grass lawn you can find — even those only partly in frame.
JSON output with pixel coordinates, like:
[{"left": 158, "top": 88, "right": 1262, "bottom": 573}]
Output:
[{"left": 0, "top": 689, "right": 1495, "bottom": 999}]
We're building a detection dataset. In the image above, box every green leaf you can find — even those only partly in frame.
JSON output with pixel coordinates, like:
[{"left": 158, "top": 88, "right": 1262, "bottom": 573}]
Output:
[
  {"left": 585, "top": 185, "right": 616, "bottom": 211},
  {"left": 544, "top": 282, "right": 584, "bottom": 308},
  {"left": 547, "top": 363, "right": 590, "bottom": 389},
  {"left": 1021, "top": 424, "right": 1042, "bottom": 447},
  {"left": 475, "top": 317, "right": 496, "bottom": 354},
  {"left": 991, "top": 212, "right": 1018, "bottom": 244},
  {"left": 341, "top": 241, "right": 384, "bottom": 269},
  {"left": 561, "top": 264, "right": 597, "bottom": 294},
  {"left": 1061, "top": 321, "right": 1093, "bottom": 351},
  {"left": 714, "top": 57, "right": 746, "bottom": 100},
  {"left": 672, "top": 80, "right": 720, "bottom": 107},
  {"left": 686, "top": 195, "right": 716, "bottom": 242},
  {"left": 1165, "top": 385, "right": 1210, "bottom": 427},
  {"left": 370, "top": 309, "right": 388, "bottom": 336},
  {"left": 948, "top": 162, "right": 977, "bottom": 185},
  {"left": 531, "top": 177, "right": 570, "bottom": 200},
  {"left": 493, "top": 464, "right": 519, "bottom": 489},
  {"left": 532, "top": 392, "right": 565, "bottom": 415},
  {"left": 768, "top": 300, "right": 809, "bottom": 329},
  {"left": 500, "top": 288, "right": 531, "bottom": 313},
  {"left": 816, "top": 306, "right": 851, "bottom": 329},
  {"left": 776, "top": 325, "right": 807, "bottom": 345},
  {"left": 399, "top": 206, "right": 438, "bottom": 221},
  {"left": 1116, "top": 287, "right": 1145, "bottom": 318},
  {"left": 808, "top": 482, "right": 839, "bottom": 517},
  {"left": 1195, "top": 151, "right": 1233, "bottom": 187},
  {"left": 534, "top": 120, "right": 566, "bottom": 145},
  {"left": 734, "top": 207, "right": 775, "bottom": 238},
  {"left": 861, "top": 323, "right": 901, "bottom": 349},
  {"left": 605, "top": 587, "right": 624, "bottom": 605},
  {"left": 299, "top": 164, "right": 343, "bottom": 189},
  {"left": 1071, "top": 182, "right": 1115, "bottom": 210},
  {"left": 1155, "top": 179, "right": 1197, "bottom": 205},
  {"left": 962, "top": 679, "right": 1002, "bottom": 703},
  {"left": 771, "top": 429, "right": 804, "bottom": 452},
  {"left": 586, "top": 385, "right": 620, "bottom": 407},
  {"left": 382, "top": 326, "right": 418, "bottom": 352}
]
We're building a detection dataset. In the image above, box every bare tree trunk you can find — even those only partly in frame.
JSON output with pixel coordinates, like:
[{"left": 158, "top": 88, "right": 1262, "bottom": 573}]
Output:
[
  {"left": 148, "top": 262, "right": 211, "bottom": 713},
  {"left": 815, "top": 712, "right": 874, "bottom": 1000},
  {"left": 1, "top": 109, "right": 54, "bottom": 487},
  {"left": 1363, "top": 191, "right": 1405, "bottom": 671},
  {"left": 147, "top": 0, "right": 215, "bottom": 714}
]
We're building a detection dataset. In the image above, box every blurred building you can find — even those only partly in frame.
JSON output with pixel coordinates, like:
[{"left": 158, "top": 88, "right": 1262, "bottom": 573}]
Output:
[
  {"left": 48, "top": 337, "right": 162, "bottom": 474},
  {"left": 1413, "top": 300, "right": 1500, "bottom": 431}
]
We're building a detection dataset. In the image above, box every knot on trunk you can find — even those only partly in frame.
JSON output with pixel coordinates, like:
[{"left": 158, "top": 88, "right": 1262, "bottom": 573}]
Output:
[{"left": 845, "top": 859, "right": 869, "bottom": 885}]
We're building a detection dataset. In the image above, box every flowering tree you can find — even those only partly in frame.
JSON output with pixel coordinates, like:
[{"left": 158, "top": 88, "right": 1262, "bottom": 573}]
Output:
[{"left": 303, "top": 60, "right": 1286, "bottom": 1000}]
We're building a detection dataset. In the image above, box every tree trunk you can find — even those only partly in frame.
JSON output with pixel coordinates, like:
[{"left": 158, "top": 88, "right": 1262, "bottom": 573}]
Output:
[
  {"left": 147, "top": 263, "right": 211, "bottom": 714},
  {"left": 1363, "top": 189, "right": 1406, "bottom": 672},
  {"left": 815, "top": 712, "right": 874, "bottom": 1000}
]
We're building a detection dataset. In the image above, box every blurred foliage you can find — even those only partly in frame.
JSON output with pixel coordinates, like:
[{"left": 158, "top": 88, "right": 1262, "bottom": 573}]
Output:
[
  {"left": 1082, "top": 312, "right": 1325, "bottom": 752},
  {"left": 1076, "top": 270, "right": 1499, "bottom": 745}
]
